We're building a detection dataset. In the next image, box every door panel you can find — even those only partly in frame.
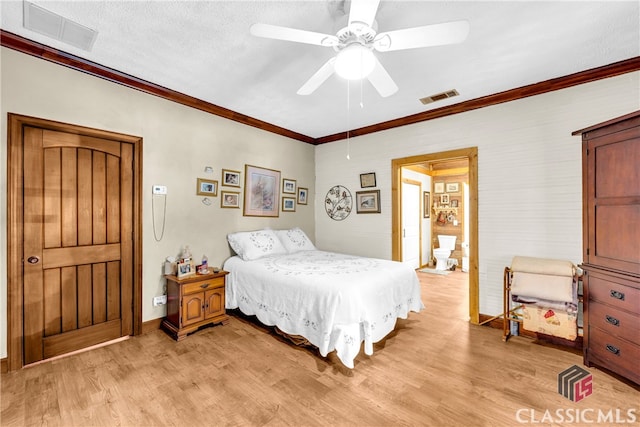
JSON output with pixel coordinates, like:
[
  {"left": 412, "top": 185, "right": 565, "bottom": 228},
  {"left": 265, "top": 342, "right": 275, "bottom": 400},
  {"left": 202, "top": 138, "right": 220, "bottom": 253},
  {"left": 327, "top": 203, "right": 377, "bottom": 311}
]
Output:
[
  {"left": 402, "top": 181, "right": 421, "bottom": 269},
  {"left": 23, "top": 126, "right": 133, "bottom": 365}
]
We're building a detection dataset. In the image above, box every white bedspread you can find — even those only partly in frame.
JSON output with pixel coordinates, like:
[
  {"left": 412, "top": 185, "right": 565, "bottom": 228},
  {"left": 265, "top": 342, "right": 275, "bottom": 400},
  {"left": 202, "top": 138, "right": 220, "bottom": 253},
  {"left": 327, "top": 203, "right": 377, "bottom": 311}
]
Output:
[{"left": 223, "top": 250, "right": 424, "bottom": 368}]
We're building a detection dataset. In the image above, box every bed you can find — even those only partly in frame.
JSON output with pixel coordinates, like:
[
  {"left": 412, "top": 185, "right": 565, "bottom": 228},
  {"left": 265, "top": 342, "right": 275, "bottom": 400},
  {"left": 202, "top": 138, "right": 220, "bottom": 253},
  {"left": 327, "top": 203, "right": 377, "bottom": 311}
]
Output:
[{"left": 223, "top": 228, "right": 424, "bottom": 368}]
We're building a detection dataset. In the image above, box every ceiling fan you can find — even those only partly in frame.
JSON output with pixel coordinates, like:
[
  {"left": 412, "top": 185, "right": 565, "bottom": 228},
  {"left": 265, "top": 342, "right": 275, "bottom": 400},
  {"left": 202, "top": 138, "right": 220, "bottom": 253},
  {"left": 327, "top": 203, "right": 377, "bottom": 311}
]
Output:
[{"left": 250, "top": 0, "right": 469, "bottom": 97}]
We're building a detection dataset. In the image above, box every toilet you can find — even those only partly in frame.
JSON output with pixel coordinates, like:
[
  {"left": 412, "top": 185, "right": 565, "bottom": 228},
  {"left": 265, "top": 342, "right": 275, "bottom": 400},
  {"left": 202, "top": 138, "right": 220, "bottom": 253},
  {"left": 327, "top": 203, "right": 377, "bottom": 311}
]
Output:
[{"left": 434, "top": 235, "right": 457, "bottom": 271}]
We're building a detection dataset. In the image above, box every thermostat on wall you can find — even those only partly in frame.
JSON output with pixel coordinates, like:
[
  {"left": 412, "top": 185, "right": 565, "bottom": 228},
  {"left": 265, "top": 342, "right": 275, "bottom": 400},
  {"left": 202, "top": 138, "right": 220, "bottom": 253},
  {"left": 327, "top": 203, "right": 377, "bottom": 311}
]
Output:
[{"left": 152, "top": 185, "right": 167, "bottom": 195}]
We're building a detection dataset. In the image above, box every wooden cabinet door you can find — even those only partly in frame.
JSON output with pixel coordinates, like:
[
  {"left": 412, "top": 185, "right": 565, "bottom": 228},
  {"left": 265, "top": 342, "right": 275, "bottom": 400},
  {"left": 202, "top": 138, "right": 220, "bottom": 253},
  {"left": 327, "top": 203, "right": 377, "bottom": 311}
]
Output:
[
  {"left": 205, "top": 288, "right": 225, "bottom": 319},
  {"left": 182, "top": 293, "right": 205, "bottom": 326},
  {"left": 22, "top": 127, "right": 134, "bottom": 364},
  {"left": 584, "top": 126, "right": 640, "bottom": 274}
]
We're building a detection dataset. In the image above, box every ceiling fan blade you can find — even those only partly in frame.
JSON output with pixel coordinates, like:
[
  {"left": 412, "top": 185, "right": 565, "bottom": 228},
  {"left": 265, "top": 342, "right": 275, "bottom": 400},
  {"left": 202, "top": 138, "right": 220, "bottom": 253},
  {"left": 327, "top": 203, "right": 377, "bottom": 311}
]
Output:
[
  {"left": 366, "top": 57, "right": 398, "bottom": 98},
  {"left": 373, "top": 20, "right": 470, "bottom": 52},
  {"left": 297, "top": 57, "right": 337, "bottom": 95},
  {"left": 348, "top": 0, "right": 380, "bottom": 30},
  {"left": 250, "top": 23, "right": 339, "bottom": 47}
]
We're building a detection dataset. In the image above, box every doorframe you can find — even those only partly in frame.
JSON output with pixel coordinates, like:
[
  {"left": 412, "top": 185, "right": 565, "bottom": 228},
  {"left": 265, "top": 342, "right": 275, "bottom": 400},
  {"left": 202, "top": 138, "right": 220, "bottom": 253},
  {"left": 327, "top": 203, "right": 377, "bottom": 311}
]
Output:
[
  {"left": 391, "top": 147, "right": 479, "bottom": 324},
  {"left": 401, "top": 178, "right": 423, "bottom": 268},
  {"left": 7, "top": 113, "right": 143, "bottom": 371}
]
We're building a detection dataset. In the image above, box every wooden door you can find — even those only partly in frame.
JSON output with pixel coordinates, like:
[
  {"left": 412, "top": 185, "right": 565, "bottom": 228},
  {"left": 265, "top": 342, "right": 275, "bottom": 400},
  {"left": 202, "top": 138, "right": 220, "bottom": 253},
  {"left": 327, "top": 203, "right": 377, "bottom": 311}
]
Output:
[{"left": 22, "top": 126, "right": 134, "bottom": 364}]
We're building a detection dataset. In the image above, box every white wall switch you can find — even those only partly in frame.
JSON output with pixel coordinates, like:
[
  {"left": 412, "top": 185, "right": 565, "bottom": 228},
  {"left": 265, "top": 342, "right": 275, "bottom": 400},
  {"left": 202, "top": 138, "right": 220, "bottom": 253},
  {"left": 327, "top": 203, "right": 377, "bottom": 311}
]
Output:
[{"left": 152, "top": 185, "right": 167, "bottom": 195}]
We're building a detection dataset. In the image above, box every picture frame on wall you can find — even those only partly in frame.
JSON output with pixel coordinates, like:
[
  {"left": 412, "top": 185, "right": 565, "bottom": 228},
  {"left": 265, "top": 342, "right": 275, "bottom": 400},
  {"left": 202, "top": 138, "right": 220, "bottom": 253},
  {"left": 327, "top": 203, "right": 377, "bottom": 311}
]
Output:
[
  {"left": 196, "top": 178, "right": 218, "bottom": 196},
  {"left": 423, "top": 191, "right": 430, "bottom": 218},
  {"left": 243, "top": 164, "right": 280, "bottom": 217},
  {"left": 360, "top": 172, "right": 376, "bottom": 188},
  {"left": 446, "top": 182, "right": 460, "bottom": 193},
  {"left": 282, "top": 197, "right": 296, "bottom": 212},
  {"left": 220, "top": 191, "right": 240, "bottom": 208},
  {"left": 434, "top": 182, "right": 445, "bottom": 193},
  {"left": 440, "top": 194, "right": 450, "bottom": 205},
  {"left": 222, "top": 169, "right": 241, "bottom": 187},
  {"left": 298, "top": 187, "right": 308, "bottom": 205},
  {"left": 283, "top": 178, "right": 297, "bottom": 194},
  {"left": 356, "top": 190, "right": 381, "bottom": 214},
  {"left": 451, "top": 199, "right": 459, "bottom": 208}
]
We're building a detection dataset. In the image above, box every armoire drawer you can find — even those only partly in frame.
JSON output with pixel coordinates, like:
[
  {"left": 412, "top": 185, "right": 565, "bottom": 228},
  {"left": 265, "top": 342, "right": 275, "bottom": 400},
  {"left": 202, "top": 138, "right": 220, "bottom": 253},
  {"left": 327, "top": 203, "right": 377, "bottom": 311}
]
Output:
[
  {"left": 588, "top": 301, "right": 640, "bottom": 344},
  {"left": 588, "top": 326, "right": 640, "bottom": 380},
  {"left": 588, "top": 274, "right": 640, "bottom": 313}
]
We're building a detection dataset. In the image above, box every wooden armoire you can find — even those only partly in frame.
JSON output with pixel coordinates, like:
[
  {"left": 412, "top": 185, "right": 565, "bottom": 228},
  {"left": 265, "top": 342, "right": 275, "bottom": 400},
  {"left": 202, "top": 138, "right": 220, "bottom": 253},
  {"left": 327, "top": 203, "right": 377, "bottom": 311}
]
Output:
[{"left": 573, "top": 111, "right": 640, "bottom": 385}]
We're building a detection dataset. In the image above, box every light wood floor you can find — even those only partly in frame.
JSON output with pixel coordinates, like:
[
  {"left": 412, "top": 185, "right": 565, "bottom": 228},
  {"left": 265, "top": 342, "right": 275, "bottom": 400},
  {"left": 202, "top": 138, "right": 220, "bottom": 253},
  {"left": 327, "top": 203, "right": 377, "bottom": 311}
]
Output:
[{"left": 2, "top": 270, "right": 638, "bottom": 426}]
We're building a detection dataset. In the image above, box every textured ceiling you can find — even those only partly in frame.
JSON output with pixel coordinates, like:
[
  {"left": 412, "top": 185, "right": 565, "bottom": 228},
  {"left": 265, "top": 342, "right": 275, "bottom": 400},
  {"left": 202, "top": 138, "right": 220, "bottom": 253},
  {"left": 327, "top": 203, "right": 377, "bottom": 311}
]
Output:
[{"left": 1, "top": 1, "right": 639, "bottom": 139}]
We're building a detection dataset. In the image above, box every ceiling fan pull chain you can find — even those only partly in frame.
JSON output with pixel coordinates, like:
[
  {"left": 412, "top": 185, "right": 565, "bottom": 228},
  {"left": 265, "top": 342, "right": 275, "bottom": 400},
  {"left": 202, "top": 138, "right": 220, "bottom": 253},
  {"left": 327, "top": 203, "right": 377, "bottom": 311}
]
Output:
[{"left": 346, "top": 80, "right": 351, "bottom": 160}]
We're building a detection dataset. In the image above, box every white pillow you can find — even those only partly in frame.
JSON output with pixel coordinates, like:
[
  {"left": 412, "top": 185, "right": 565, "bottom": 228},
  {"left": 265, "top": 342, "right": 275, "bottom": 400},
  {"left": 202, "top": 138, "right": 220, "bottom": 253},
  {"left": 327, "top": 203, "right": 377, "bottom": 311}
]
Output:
[
  {"left": 276, "top": 227, "right": 316, "bottom": 253},
  {"left": 227, "top": 229, "right": 287, "bottom": 261}
]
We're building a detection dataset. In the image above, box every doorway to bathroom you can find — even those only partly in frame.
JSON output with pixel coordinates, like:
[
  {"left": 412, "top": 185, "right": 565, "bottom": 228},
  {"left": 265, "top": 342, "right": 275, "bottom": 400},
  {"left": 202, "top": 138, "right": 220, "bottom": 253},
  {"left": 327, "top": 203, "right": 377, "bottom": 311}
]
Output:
[{"left": 391, "top": 147, "right": 479, "bottom": 324}]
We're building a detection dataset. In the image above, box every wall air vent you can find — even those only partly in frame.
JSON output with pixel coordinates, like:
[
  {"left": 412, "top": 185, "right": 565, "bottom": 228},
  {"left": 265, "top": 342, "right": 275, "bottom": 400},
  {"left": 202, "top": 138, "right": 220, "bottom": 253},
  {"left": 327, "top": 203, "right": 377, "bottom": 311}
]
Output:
[
  {"left": 23, "top": 1, "right": 98, "bottom": 51},
  {"left": 419, "top": 89, "right": 460, "bottom": 105}
]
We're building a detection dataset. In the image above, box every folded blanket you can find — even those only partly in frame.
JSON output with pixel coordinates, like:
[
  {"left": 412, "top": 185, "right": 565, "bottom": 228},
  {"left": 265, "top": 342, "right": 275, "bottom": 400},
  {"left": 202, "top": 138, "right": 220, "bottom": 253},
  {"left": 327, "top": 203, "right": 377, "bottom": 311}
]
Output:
[
  {"left": 511, "top": 271, "right": 574, "bottom": 303},
  {"left": 522, "top": 306, "right": 578, "bottom": 341},
  {"left": 511, "top": 256, "right": 575, "bottom": 277},
  {"left": 512, "top": 294, "right": 577, "bottom": 314}
]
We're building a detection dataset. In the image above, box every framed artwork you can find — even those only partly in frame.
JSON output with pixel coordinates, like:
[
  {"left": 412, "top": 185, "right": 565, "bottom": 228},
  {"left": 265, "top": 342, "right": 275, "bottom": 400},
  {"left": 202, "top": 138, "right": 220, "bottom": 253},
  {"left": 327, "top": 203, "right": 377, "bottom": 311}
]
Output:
[
  {"left": 196, "top": 178, "right": 218, "bottom": 196},
  {"left": 360, "top": 172, "right": 376, "bottom": 188},
  {"left": 440, "top": 194, "right": 450, "bottom": 205},
  {"left": 283, "top": 178, "right": 296, "bottom": 194},
  {"left": 220, "top": 191, "right": 240, "bottom": 208},
  {"left": 243, "top": 164, "right": 280, "bottom": 217},
  {"left": 282, "top": 197, "right": 296, "bottom": 212},
  {"left": 298, "top": 187, "right": 308, "bottom": 205},
  {"left": 434, "top": 182, "right": 445, "bottom": 193},
  {"left": 446, "top": 182, "right": 460, "bottom": 193},
  {"left": 356, "top": 190, "right": 381, "bottom": 214},
  {"left": 423, "top": 191, "right": 430, "bottom": 218},
  {"left": 451, "top": 199, "right": 459, "bottom": 208},
  {"left": 222, "top": 169, "right": 241, "bottom": 187}
]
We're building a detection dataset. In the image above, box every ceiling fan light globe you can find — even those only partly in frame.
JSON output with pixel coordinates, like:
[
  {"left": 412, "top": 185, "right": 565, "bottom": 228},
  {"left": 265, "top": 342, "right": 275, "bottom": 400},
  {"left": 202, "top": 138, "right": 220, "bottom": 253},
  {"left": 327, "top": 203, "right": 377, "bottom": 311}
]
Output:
[{"left": 335, "top": 44, "right": 375, "bottom": 80}]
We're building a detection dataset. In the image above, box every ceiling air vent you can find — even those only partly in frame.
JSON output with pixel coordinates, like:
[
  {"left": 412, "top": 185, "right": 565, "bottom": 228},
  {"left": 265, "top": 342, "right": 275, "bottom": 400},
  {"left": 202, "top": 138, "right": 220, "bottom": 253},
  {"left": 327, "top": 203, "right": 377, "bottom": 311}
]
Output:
[
  {"left": 23, "top": 1, "right": 98, "bottom": 51},
  {"left": 419, "top": 89, "right": 459, "bottom": 105}
]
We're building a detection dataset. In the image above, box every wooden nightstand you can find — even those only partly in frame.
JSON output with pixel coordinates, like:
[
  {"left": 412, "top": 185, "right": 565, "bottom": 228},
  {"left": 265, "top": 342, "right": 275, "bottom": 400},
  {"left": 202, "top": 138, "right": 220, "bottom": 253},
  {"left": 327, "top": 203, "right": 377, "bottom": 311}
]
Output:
[{"left": 161, "top": 270, "right": 229, "bottom": 341}]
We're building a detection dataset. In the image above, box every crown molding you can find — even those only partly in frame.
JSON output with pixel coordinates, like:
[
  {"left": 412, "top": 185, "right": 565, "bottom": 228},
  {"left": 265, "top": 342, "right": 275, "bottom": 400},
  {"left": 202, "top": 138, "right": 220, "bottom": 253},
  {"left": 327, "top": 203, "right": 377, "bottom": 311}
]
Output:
[{"left": 3, "top": 30, "right": 639, "bottom": 146}]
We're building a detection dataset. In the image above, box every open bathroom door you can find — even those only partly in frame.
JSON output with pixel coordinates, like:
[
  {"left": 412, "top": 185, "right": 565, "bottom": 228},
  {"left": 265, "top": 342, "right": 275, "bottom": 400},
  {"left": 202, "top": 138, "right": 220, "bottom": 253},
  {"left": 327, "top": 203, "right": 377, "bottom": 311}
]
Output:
[{"left": 402, "top": 181, "right": 421, "bottom": 269}]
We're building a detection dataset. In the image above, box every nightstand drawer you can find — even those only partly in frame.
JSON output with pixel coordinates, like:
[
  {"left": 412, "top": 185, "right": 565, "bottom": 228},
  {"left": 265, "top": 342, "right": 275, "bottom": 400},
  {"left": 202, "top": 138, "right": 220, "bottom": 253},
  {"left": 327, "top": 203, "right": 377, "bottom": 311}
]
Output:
[
  {"left": 589, "top": 302, "right": 640, "bottom": 344},
  {"left": 182, "top": 277, "right": 224, "bottom": 295}
]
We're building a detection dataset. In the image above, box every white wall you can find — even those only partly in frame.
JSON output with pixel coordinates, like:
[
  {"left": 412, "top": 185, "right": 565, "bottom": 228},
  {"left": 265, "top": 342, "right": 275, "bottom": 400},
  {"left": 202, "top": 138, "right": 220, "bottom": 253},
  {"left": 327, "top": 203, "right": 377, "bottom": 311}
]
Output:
[
  {"left": 315, "top": 71, "right": 640, "bottom": 316},
  {"left": 0, "top": 48, "right": 316, "bottom": 359}
]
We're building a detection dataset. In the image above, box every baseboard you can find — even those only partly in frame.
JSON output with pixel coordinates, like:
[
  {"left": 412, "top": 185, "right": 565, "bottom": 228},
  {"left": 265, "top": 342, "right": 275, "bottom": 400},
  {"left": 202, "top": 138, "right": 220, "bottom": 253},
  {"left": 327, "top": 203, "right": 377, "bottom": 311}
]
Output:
[
  {"left": 141, "top": 318, "right": 163, "bottom": 334},
  {"left": 1, "top": 357, "right": 7, "bottom": 374},
  {"left": 478, "top": 313, "right": 503, "bottom": 329}
]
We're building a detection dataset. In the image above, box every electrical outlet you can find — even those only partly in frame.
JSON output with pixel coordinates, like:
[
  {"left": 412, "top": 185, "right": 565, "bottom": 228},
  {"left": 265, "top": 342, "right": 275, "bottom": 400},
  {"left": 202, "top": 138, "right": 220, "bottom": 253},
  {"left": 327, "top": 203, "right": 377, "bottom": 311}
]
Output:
[
  {"left": 152, "top": 185, "right": 167, "bottom": 195},
  {"left": 153, "top": 295, "right": 167, "bottom": 306}
]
